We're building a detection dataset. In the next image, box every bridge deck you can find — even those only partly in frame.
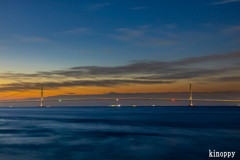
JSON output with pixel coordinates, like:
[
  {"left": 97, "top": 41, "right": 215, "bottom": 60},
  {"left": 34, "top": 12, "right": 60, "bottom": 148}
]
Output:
[{"left": 0, "top": 98, "right": 240, "bottom": 103}]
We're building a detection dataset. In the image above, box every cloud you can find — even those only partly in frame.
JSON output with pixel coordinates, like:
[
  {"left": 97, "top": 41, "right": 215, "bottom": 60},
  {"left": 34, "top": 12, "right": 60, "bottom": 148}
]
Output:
[
  {"left": 174, "top": 51, "right": 240, "bottom": 65},
  {"left": 59, "top": 28, "right": 92, "bottom": 34},
  {"left": 0, "top": 51, "right": 239, "bottom": 81},
  {"left": 130, "top": 7, "right": 150, "bottom": 10},
  {"left": 176, "top": 47, "right": 186, "bottom": 51},
  {"left": 134, "top": 68, "right": 224, "bottom": 80},
  {"left": 0, "top": 51, "right": 239, "bottom": 93},
  {"left": 112, "top": 26, "right": 176, "bottom": 46},
  {"left": 12, "top": 34, "right": 51, "bottom": 43},
  {"left": 211, "top": 76, "right": 240, "bottom": 81},
  {"left": 0, "top": 80, "right": 173, "bottom": 92},
  {"left": 222, "top": 26, "right": 240, "bottom": 35},
  {"left": 112, "top": 25, "right": 230, "bottom": 47},
  {"left": 0, "top": 82, "right": 40, "bottom": 92},
  {"left": 85, "top": 3, "right": 110, "bottom": 11},
  {"left": 211, "top": 0, "right": 240, "bottom": 5}
]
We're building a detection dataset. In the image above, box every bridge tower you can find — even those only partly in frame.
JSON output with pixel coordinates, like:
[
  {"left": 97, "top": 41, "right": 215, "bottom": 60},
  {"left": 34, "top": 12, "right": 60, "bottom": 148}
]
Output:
[
  {"left": 40, "top": 83, "right": 43, "bottom": 107},
  {"left": 190, "top": 82, "right": 193, "bottom": 106}
]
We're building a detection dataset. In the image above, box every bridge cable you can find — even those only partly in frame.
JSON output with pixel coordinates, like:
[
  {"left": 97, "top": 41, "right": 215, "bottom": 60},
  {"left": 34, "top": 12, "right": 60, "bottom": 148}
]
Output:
[
  {"left": 164, "top": 84, "right": 189, "bottom": 93},
  {"left": 192, "top": 84, "right": 240, "bottom": 100},
  {"left": 136, "top": 84, "right": 189, "bottom": 99},
  {"left": 46, "top": 86, "right": 73, "bottom": 95},
  {"left": 0, "top": 85, "right": 41, "bottom": 100},
  {"left": 160, "top": 84, "right": 190, "bottom": 99}
]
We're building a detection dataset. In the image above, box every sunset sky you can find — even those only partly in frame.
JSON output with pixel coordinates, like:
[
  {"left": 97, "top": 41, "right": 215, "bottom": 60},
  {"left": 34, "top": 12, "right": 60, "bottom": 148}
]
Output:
[{"left": 0, "top": 0, "right": 240, "bottom": 100}]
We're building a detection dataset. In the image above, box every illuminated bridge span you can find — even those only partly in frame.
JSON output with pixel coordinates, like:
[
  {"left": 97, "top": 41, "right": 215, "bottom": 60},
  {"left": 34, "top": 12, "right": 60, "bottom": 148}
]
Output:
[{"left": 0, "top": 83, "right": 240, "bottom": 106}]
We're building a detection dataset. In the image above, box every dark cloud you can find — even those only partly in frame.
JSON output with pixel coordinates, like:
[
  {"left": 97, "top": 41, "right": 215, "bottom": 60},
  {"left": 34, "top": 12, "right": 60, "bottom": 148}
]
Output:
[
  {"left": 69, "top": 51, "right": 240, "bottom": 77},
  {"left": 176, "top": 51, "right": 240, "bottom": 65},
  {"left": 134, "top": 65, "right": 240, "bottom": 80},
  {"left": 0, "top": 80, "right": 174, "bottom": 92},
  {"left": 134, "top": 69, "right": 222, "bottom": 80},
  {"left": 1, "top": 52, "right": 238, "bottom": 80},
  {"left": 0, "top": 51, "right": 239, "bottom": 92},
  {"left": 212, "top": 76, "right": 240, "bottom": 82},
  {"left": 0, "top": 83, "right": 41, "bottom": 92}
]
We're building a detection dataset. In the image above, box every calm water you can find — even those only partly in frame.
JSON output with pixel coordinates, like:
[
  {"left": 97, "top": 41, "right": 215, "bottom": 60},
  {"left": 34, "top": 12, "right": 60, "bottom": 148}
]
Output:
[{"left": 0, "top": 106, "right": 239, "bottom": 160}]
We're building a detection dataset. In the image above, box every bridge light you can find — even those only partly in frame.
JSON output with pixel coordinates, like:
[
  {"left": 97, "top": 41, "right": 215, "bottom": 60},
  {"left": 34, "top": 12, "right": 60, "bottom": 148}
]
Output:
[
  {"left": 172, "top": 99, "right": 174, "bottom": 102},
  {"left": 59, "top": 99, "right": 61, "bottom": 102}
]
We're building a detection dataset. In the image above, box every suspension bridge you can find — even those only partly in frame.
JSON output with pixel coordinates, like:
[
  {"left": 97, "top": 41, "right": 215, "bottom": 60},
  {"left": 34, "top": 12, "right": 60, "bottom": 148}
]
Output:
[{"left": 0, "top": 83, "right": 239, "bottom": 106}]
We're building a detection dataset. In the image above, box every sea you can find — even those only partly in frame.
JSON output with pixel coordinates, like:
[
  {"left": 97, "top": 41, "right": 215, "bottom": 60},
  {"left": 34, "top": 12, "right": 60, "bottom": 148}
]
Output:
[{"left": 0, "top": 106, "right": 239, "bottom": 160}]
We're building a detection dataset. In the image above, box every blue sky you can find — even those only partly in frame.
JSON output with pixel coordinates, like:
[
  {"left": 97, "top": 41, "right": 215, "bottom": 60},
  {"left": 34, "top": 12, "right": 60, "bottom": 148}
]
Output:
[{"left": 0, "top": 0, "right": 240, "bottom": 99}]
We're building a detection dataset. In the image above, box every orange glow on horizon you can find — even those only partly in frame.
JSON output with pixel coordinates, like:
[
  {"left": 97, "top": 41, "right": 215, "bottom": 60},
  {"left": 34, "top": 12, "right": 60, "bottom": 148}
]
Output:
[{"left": 0, "top": 81, "right": 239, "bottom": 100}]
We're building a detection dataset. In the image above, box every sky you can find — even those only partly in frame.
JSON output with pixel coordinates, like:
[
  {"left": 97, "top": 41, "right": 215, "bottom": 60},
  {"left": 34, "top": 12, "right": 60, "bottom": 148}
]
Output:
[{"left": 0, "top": 0, "right": 240, "bottom": 101}]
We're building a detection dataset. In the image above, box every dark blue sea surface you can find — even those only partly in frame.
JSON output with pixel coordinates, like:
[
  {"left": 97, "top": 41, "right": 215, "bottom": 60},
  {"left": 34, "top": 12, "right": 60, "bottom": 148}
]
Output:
[{"left": 0, "top": 106, "right": 239, "bottom": 160}]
